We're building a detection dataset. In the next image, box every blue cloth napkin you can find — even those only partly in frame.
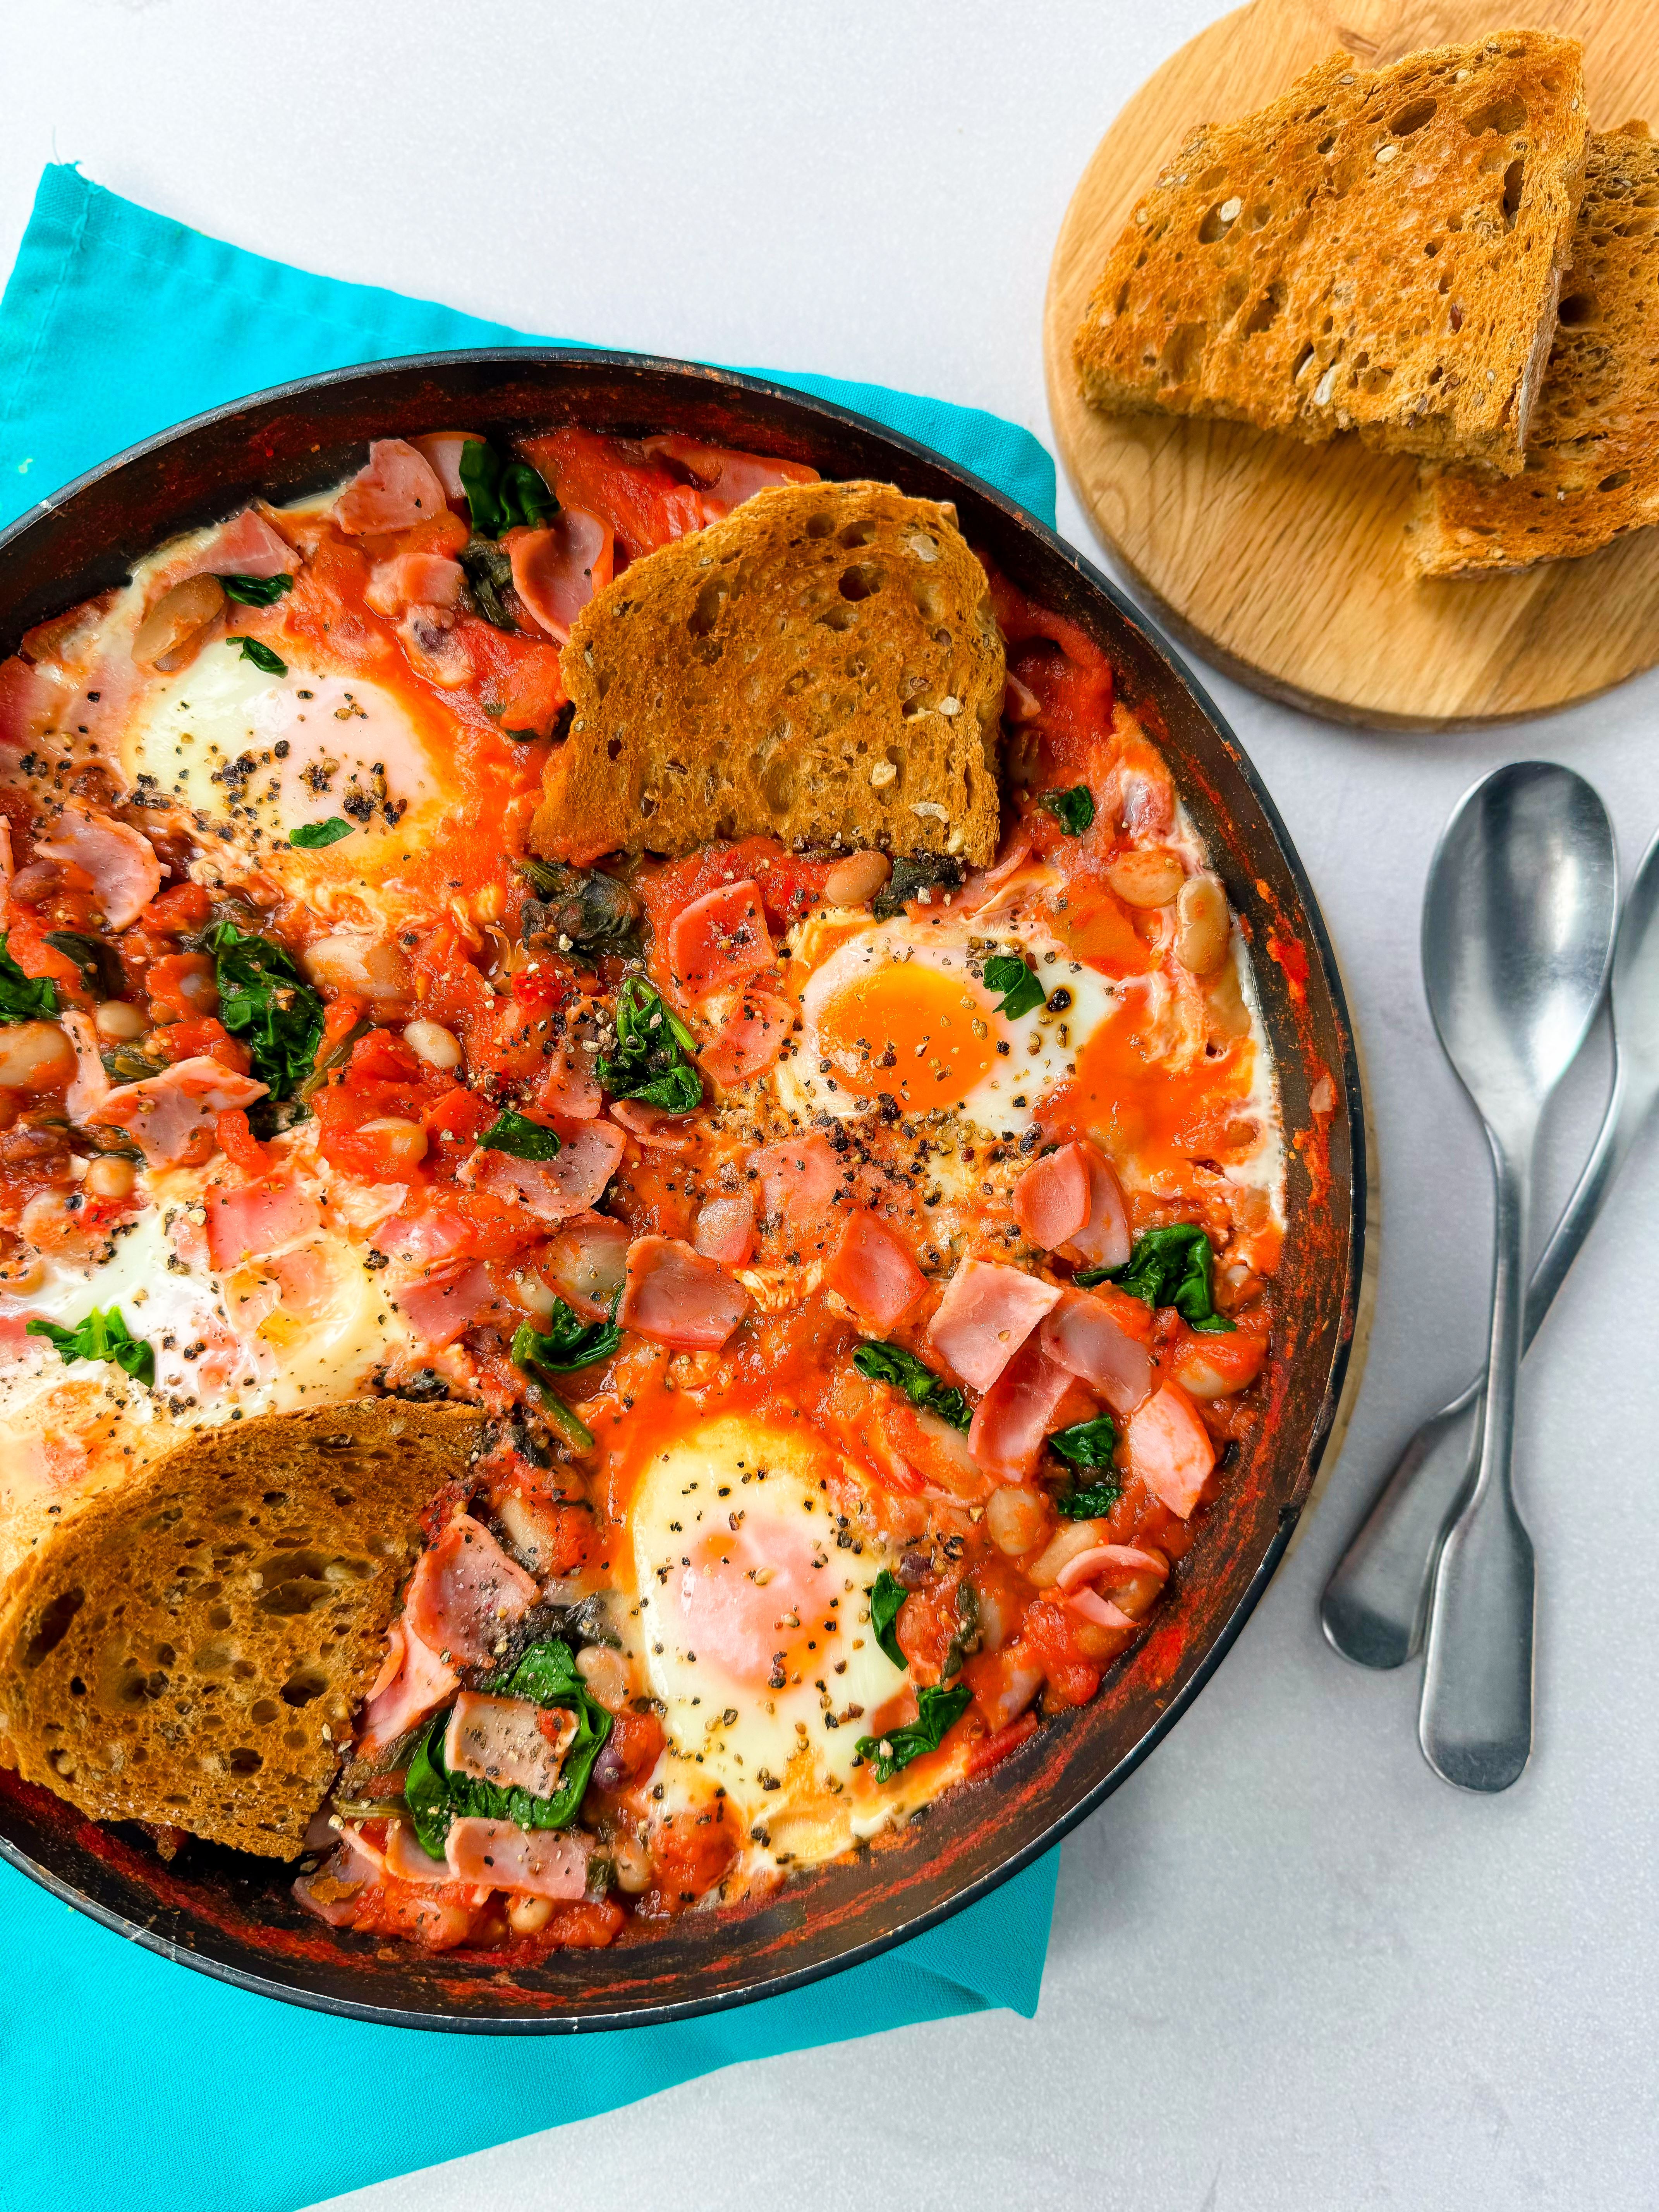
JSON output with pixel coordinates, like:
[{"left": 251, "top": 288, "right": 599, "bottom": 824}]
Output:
[{"left": 0, "top": 165, "right": 1060, "bottom": 2212}]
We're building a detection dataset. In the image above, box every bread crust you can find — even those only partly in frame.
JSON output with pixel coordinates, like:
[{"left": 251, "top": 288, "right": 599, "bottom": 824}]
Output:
[
  {"left": 531, "top": 480, "right": 1005, "bottom": 868},
  {"left": 1412, "top": 127, "right": 1659, "bottom": 575},
  {"left": 1073, "top": 31, "right": 1590, "bottom": 476},
  {"left": 0, "top": 1399, "right": 482, "bottom": 1857}
]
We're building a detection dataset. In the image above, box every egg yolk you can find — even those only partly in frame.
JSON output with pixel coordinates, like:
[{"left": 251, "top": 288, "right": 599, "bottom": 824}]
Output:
[
  {"left": 811, "top": 963, "right": 996, "bottom": 1107},
  {"left": 673, "top": 1515, "right": 830, "bottom": 1687}
]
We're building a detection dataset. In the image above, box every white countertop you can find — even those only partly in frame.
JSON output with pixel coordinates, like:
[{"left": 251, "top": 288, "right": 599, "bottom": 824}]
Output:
[{"left": 3, "top": 4, "right": 1654, "bottom": 2207}]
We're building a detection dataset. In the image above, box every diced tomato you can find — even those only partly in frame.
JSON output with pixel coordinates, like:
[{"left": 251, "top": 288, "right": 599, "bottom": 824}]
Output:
[
  {"left": 214, "top": 1108, "right": 270, "bottom": 1176},
  {"left": 137, "top": 881, "right": 214, "bottom": 936},
  {"left": 145, "top": 951, "right": 216, "bottom": 1024},
  {"left": 150, "top": 1016, "right": 249, "bottom": 1075},
  {"left": 451, "top": 615, "right": 567, "bottom": 737},
  {"left": 602, "top": 1706, "right": 666, "bottom": 1788},
  {"left": 649, "top": 1805, "right": 738, "bottom": 1909},
  {"left": 521, "top": 426, "right": 709, "bottom": 563},
  {"left": 526, "top": 1898, "right": 625, "bottom": 1951},
  {"left": 637, "top": 838, "right": 836, "bottom": 948},
  {"left": 1012, "top": 1597, "right": 1103, "bottom": 1710},
  {"left": 989, "top": 566, "right": 1116, "bottom": 784}
]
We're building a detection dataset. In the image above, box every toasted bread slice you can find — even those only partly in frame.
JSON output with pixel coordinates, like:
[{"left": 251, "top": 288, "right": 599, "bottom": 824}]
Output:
[
  {"left": 1073, "top": 32, "right": 1589, "bottom": 475},
  {"left": 1412, "top": 126, "right": 1659, "bottom": 574},
  {"left": 530, "top": 480, "right": 1005, "bottom": 868},
  {"left": 0, "top": 1400, "right": 481, "bottom": 1858}
]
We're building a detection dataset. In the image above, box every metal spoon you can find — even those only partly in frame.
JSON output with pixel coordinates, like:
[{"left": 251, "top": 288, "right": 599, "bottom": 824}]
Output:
[
  {"left": 1410, "top": 763, "right": 1616, "bottom": 1791},
  {"left": 1322, "top": 823, "right": 1659, "bottom": 1673}
]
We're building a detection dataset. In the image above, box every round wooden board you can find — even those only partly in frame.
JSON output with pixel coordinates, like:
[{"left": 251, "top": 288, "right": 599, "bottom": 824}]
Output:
[{"left": 1044, "top": 0, "right": 1659, "bottom": 729}]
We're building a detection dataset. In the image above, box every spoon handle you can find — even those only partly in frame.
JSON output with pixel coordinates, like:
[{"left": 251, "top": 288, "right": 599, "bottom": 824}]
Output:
[
  {"left": 1418, "top": 1137, "right": 1536, "bottom": 1791},
  {"left": 1320, "top": 1053, "right": 1633, "bottom": 1669}
]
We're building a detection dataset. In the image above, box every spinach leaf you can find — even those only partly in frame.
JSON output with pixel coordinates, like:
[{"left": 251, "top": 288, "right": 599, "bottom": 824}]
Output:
[
  {"left": 1056, "top": 1478, "right": 1122, "bottom": 1520},
  {"left": 852, "top": 1340, "right": 972, "bottom": 1433},
  {"left": 509, "top": 1325, "right": 599, "bottom": 1449},
  {"left": 1039, "top": 785, "right": 1095, "bottom": 835},
  {"left": 42, "top": 929, "right": 122, "bottom": 1000},
  {"left": 872, "top": 853, "right": 963, "bottom": 922},
  {"left": 982, "top": 953, "right": 1047, "bottom": 1021},
  {"left": 1106, "top": 1223, "right": 1235, "bottom": 1334},
  {"left": 516, "top": 859, "right": 641, "bottom": 960},
  {"left": 479, "top": 1108, "right": 562, "bottom": 1161},
  {"left": 203, "top": 918, "right": 325, "bottom": 1100},
  {"left": 855, "top": 1682, "right": 972, "bottom": 1783},
  {"left": 868, "top": 1568, "right": 909, "bottom": 1670},
  {"left": 27, "top": 1306, "right": 154, "bottom": 1388},
  {"left": 596, "top": 975, "right": 702, "bottom": 1116},
  {"left": 229, "top": 635, "right": 287, "bottom": 676},
  {"left": 458, "top": 439, "right": 558, "bottom": 538},
  {"left": 511, "top": 1296, "right": 622, "bottom": 1377},
  {"left": 1049, "top": 1413, "right": 1118, "bottom": 1469},
  {"left": 405, "top": 1635, "right": 611, "bottom": 1857},
  {"left": 458, "top": 537, "right": 517, "bottom": 631},
  {"left": 0, "top": 935, "right": 58, "bottom": 1023},
  {"left": 288, "top": 817, "right": 352, "bottom": 849},
  {"left": 219, "top": 572, "right": 294, "bottom": 607}
]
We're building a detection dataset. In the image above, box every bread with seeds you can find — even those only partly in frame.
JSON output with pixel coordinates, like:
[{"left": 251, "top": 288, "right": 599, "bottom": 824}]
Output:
[
  {"left": 531, "top": 479, "right": 1005, "bottom": 868},
  {"left": 1412, "top": 124, "right": 1659, "bottom": 573},
  {"left": 1073, "top": 31, "right": 1589, "bottom": 475}
]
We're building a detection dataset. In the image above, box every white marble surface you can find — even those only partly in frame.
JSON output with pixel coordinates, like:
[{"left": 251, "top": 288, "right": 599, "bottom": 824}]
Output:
[{"left": 4, "top": 5, "right": 1656, "bottom": 2207}]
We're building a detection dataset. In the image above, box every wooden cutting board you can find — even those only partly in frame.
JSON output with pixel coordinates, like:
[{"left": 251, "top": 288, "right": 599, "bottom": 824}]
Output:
[{"left": 1044, "top": 0, "right": 1659, "bottom": 729}]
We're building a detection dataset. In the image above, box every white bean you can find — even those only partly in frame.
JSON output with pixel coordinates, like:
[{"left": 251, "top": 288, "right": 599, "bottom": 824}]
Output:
[
  {"left": 354, "top": 1115, "right": 428, "bottom": 1170},
  {"left": 1107, "top": 848, "right": 1185, "bottom": 908},
  {"left": 1175, "top": 874, "right": 1230, "bottom": 977},
  {"left": 507, "top": 1893, "right": 553, "bottom": 1936},
  {"left": 132, "top": 574, "right": 226, "bottom": 668},
  {"left": 403, "top": 1018, "right": 461, "bottom": 1070},
  {"left": 613, "top": 1836, "right": 653, "bottom": 1894},
  {"left": 986, "top": 1484, "right": 1050, "bottom": 1558},
  {"left": 301, "top": 933, "right": 412, "bottom": 998},
  {"left": 824, "top": 851, "right": 891, "bottom": 906},
  {"left": 85, "top": 1156, "right": 136, "bottom": 1199},
  {"left": 93, "top": 1001, "right": 147, "bottom": 1042},
  {"left": 0, "top": 1021, "right": 76, "bottom": 1091}
]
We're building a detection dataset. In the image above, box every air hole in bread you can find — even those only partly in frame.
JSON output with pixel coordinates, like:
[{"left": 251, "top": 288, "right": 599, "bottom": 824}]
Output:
[
  {"left": 1159, "top": 324, "right": 1206, "bottom": 384},
  {"left": 1558, "top": 291, "right": 1598, "bottom": 325},
  {"left": 1391, "top": 98, "right": 1438, "bottom": 137},
  {"left": 817, "top": 603, "right": 856, "bottom": 632},
  {"left": 687, "top": 577, "right": 729, "bottom": 636},
  {"left": 1599, "top": 469, "right": 1633, "bottom": 490},
  {"left": 804, "top": 511, "right": 836, "bottom": 539},
  {"left": 1242, "top": 282, "right": 1287, "bottom": 339},
  {"left": 1465, "top": 93, "right": 1527, "bottom": 137},
  {"left": 839, "top": 563, "right": 883, "bottom": 603},
  {"left": 838, "top": 520, "right": 877, "bottom": 549},
  {"left": 227, "top": 1748, "right": 263, "bottom": 1776},
  {"left": 23, "top": 1587, "right": 84, "bottom": 1667},
  {"left": 250, "top": 1698, "right": 279, "bottom": 1725}
]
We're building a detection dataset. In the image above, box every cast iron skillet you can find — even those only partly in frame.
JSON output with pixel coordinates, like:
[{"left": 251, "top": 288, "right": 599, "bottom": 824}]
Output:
[{"left": 0, "top": 351, "right": 1365, "bottom": 2033}]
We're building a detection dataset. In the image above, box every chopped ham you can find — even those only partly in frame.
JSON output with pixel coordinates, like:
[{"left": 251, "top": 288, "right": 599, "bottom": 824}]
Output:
[
  {"left": 411, "top": 431, "right": 484, "bottom": 503},
  {"left": 365, "top": 551, "right": 465, "bottom": 620},
  {"left": 1013, "top": 1144, "right": 1091, "bottom": 1250},
  {"left": 185, "top": 507, "right": 296, "bottom": 583},
  {"left": 531, "top": 1027, "right": 603, "bottom": 1119},
  {"left": 927, "top": 1258, "right": 1062, "bottom": 1393},
  {"left": 393, "top": 1258, "right": 504, "bottom": 1349},
  {"left": 444, "top": 1817, "right": 589, "bottom": 1899},
  {"left": 36, "top": 808, "right": 161, "bottom": 931},
  {"left": 698, "top": 991, "right": 793, "bottom": 1088},
  {"left": 383, "top": 1819, "right": 452, "bottom": 1887},
  {"left": 541, "top": 1211, "right": 630, "bottom": 1318},
  {"left": 967, "top": 1338, "right": 1075, "bottom": 1479},
  {"left": 752, "top": 1130, "right": 842, "bottom": 1226},
  {"left": 86, "top": 1056, "right": 268, "bottom": 1168},
  {"left": 0, "top": 816, "right": 11, "bottom": 884},
  {"left": 60, "top": 1010, "right": 110, "bottom": 1125},
  {"left": 620, "top": 1235, "right": 749, "bottom": 1350},
  {"left": 357, "top": 1620, "right": 459, "bottom": 1755},
  {"left": 608, "top": 1097, "right": 690, "bottom": 1152},
  {"left": 1065, "top": 1587, "right": 1137, "bottom": 1632},
  {"left": 462, "top": 1118, "right": 626, "bottom": 1221},
  {"left": 1059, "top": 1145, "right": 1132, "bottom": 1271},
  {"left": 693, "top": 1193, "right": 756, "bottom": 1267},
  {"left": 1040, "top": 1289, "right": 1154, "bottom": 1417},
  {"left": 639, "top": 434, "right": 819, "bottom": 518},
  {"left": 204, "top": 1176, "right": 321, "bottom": 1269},
  {"left": 1054, "top": 1542, "right": 1168, "bottom": 1596},
  {"left": 333, "top": 439, "right": 450, "bottom": 536},
  {"left": 445, "top": 1692, "right": 577, "bottom": 1796},
  {"left": 405, "top": 1513, "right": 538, "bottom": 1668},
  {"left": 824, "top": 1209, "right": 926, "bottom": 1328},
  {"left": 508, "top": 510, "right": 615, "bottom": 644},
  {"left": 668, "top": 881, "right": 775, "bottom": 1001},
  {"left": 292, "top": 1829, "right": 383, "bottom": 1926},
  {"left": 960, "top": 831, "right": 1036, "bottom": 917},
  {"left": 1125, "top": 1384, "right": 1216, "bottom": 1520}
]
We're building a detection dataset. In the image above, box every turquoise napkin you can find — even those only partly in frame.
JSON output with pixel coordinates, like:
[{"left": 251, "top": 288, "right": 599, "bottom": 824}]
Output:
[{"left": 0, "top": 166, "right": 1061, "bottom": 2212}]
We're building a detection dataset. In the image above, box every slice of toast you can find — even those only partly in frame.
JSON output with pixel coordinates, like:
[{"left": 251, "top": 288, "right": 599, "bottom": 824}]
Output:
[
  {"left": 0, "top": 1400, "right": 482, "bottom": 1858},
  {"left": 1073, "top": 32, "right": 1589, "bottom": 475},
  {"left": 530, "top": 480, "right": 1006, "bottom": 868},
  {"left": 1411, "top": 125, "right": 1659, "bottom": 575}
]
